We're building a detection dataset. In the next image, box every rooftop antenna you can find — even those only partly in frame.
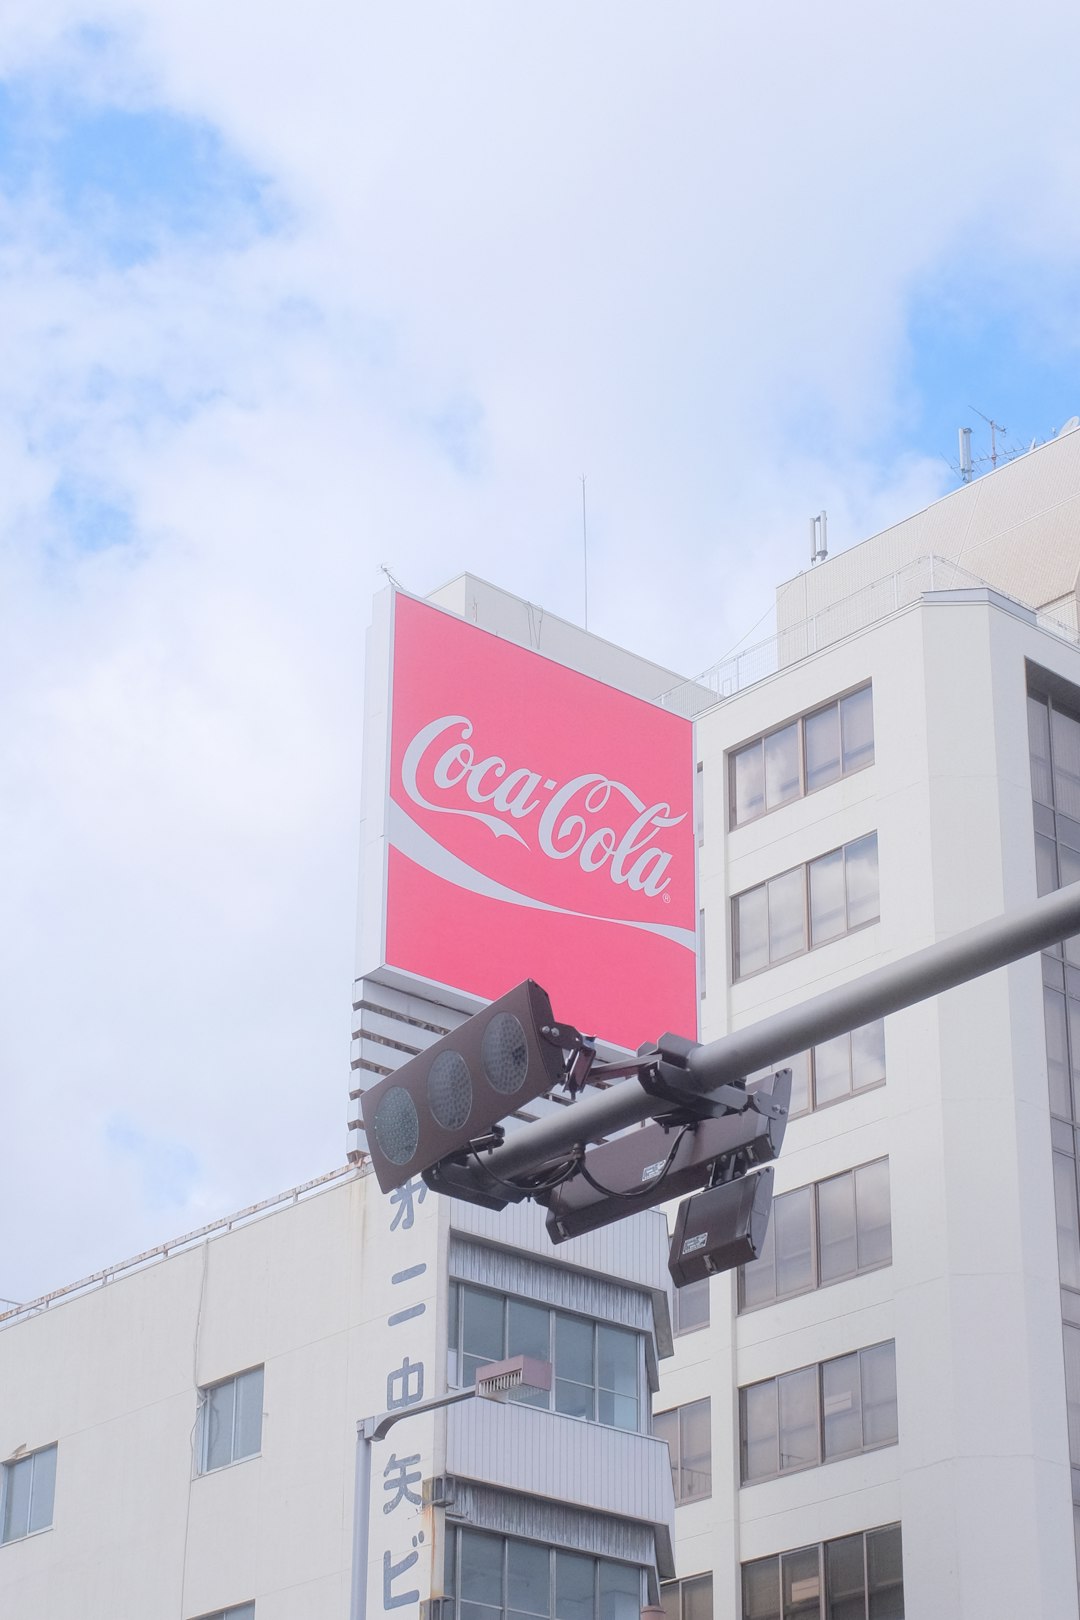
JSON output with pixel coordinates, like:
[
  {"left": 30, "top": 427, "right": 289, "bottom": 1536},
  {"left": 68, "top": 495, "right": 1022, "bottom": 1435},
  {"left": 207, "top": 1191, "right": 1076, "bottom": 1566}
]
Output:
[
  {"left": 581, "top": 475, "right": 589, "bottom": 631},
  {"left": 958, "top": 427, "right": 974, "bottom": 483},
  {"left": 970, "top": 407, "right": 1007, "bottom": 469},
  {"left": 810, "top": 510, "right": 828, "bottom": 565}
]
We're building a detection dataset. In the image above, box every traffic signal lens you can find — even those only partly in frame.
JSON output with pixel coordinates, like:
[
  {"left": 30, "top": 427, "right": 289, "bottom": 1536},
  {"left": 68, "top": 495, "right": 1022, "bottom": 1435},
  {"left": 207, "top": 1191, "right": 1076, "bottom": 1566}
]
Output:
[
  {"left": 428, "top": 1051, "right": 473, "bottom": 1131},
  {"left": 372, "top": 1087, "right": 420, "bottom": 1165},
  {"left": 360, "top": 981, "right": 564, "bottom": 1193},
  {"left": 482, "top": 1013, "right": 529, "bottom": 1094}
]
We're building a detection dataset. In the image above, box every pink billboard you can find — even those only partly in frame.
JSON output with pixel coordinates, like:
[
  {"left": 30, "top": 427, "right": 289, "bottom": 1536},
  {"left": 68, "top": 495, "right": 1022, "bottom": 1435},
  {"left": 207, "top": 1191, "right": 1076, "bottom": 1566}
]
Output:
[{"left": 379, "top": 592, "right": 697, "bottom": 1051}]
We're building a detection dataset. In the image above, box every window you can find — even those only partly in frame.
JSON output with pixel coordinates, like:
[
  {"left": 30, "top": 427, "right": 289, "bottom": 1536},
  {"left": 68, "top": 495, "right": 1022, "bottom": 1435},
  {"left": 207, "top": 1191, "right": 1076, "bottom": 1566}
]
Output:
[
  {"left": 1065, "top": 1326, "right": 1080, "bottom": 1470},
  {"left": 448, "top": 1284, "right": 643, "bottom": 1432},
  {"left": 654, "top": 1398, "right": 711, "bottom": 1502},
  {"left": 730, "top": 686, "right": 874, "bottom": 827},
  {"left": 748, "top": 1022, "right": 886, "bottom": 1118},
  {"left": 1, "top": 1444, "right": 57, "bottom": 1543},
  {"left": 660, "top": 1574, "right": 712, "bottom": 1620},
  {"left": 742, "top": 1524, "right": 903, "bottom": 1620},
  {"left": 191, "top": 1607, "right": 256, "bottom": 1620},
  {"left": 1031, "top": 679, "right": 1080, "bottom": 1583},
  {"left": 740, "top": 1160, "right": 891, "bottom": 1311},
  {"left": 446, "top": 1528, "right": 642, "bottom": 1620},
  {"left": 1030, "top": 686, "right": 1080, "bottom": 977},
  {"left": 673, "top": 1276, "right": 710, "bottom": 1335},
  {"left": 198, "top": 1367, "right": 264, "bottom": 1473},
  {"left": 740, "top": 1343, "right": 897, "bottom": 1484},
  {"left": 732, "top": 835, "right": 879, "bottom": 980}
]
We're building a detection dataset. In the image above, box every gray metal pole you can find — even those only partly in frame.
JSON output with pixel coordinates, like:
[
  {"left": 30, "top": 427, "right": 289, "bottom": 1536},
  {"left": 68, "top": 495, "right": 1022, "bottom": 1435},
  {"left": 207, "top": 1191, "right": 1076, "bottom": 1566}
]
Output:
[
  {"left": 483, "top": 878, "right": 1080, "bottom": 1180},
  {"left": 349, "top": 1389, "right": 478, "bottom": 1620},
  {"left": 349, "top": 1421, "right": 374, "bottom": 1620}
]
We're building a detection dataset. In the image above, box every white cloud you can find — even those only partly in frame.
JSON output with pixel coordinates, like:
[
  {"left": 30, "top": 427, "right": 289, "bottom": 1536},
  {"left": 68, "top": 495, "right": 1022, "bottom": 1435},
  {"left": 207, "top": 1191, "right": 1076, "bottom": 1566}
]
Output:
[{"left": 3, "top": 0, "right": 1080, "bottom": 1298}]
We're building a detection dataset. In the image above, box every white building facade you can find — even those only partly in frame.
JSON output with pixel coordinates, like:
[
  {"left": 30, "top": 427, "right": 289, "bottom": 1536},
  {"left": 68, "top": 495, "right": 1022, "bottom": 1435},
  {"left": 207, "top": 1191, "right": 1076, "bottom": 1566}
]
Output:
[
  {"left": 7, "top": 429, "right": 1080, "bottom": 1619},
  {"left": 664, "top": 428, "right": 1080, "bottom": 1620},
  {"left": 0, "top": 1171, "right": 676, "bottom": 1620}
]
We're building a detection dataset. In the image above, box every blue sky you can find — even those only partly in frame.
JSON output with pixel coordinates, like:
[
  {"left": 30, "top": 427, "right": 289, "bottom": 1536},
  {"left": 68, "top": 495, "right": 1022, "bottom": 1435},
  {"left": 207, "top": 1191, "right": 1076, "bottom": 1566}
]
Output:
[
  {"left": 105, "top": 1114, "right": 201, "bottom": 1210},
  {"left": 0, "top": 62, "right": 279, "bottom": 267},
  {"left": 3, "top": 0, "right": 1080, "bottom": 1298},
  {"left": 905, "top": 268, "right": 1080, "bottom": 478}
]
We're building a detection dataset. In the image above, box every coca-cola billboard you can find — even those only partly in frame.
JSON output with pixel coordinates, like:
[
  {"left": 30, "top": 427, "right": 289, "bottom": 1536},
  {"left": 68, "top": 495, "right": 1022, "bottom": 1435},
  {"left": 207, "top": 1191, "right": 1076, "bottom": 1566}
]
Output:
[{"left": 375, "top": 591, "right": 697, "bottom": 1050}]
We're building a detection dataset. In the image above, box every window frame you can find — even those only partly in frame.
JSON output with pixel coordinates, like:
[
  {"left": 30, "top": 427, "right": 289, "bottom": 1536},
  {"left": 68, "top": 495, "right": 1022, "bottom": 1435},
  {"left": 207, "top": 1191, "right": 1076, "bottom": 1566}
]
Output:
[
  {"left": 197, "top": 1365, "right": 265, "bottom": 1476},
  {"left": 448, "top": 1282, "right": 646, "bottom": 1434},
  {"left": 741, "top": 1522, "right": 903, "bottom": 1620},
  {"left": 738, "top": 1158, "right": 892, "bottom": 1312},
  {"left": 1030, "top": 678, "right": 1080, "bottom": 1561},
  {"left": 659, "top": 1572, "right": 712, "bottom": 1620},
  {"left": 728, "top": 684, "right": 875, "bottom": 830},
  {"left": 1, "top": 1443, "right": 57, "bottom": 1545},
  {"left": 739, "top": 1342, "right": 897, "bottom": 1486},
  {"left": 190, "top": 1606, "right": 256, "bottom": 1620},
  {"left": 731, "top": 834, "right": 880, "bottom": 982},
  {"left": 653, "top": 1397, "right": 711, "bottom": 1504},
  {"left": 747, "top": 1021, "right": 886, "bottom": 1119},
  {"left": 444, "top": 1525, "right": 644, "bottom": 1620},
  {"left": 672, "top": 1275, "right": 710, "bottom": 1336}
]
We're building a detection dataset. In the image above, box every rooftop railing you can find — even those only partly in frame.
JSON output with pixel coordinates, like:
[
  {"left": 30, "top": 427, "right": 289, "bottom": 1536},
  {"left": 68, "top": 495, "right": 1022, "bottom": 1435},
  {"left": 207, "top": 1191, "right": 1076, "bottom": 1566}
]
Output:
[
  {"left": 0, "top": 1164, "right": 361, "bottom": 1331},
  {"left": 658, "top": 555, "right": 1079, "bottom": 718}
]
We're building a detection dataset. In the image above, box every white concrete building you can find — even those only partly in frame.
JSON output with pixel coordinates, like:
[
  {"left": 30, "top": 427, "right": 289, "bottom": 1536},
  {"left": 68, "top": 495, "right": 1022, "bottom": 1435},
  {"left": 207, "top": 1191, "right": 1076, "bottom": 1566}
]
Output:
[
  {"left": 7, "top": 427, "right": 1080, "bottom": 1620},
  {"left": 666, "top": 426, "right": 1080, "bottom": 1620},
  {"left": 0, "top": 1170, "right": 676, "bottom": 1620}
]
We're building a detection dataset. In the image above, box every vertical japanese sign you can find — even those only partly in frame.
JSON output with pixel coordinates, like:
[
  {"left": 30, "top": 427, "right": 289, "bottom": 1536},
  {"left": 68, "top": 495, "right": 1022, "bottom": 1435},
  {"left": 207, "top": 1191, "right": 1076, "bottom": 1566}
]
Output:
[
  {"left": 362, "top": 590, "right": 697, "bottom": 1051},
  {"left": 360, "top": 1173, "right": 442, "bottom": 1620}
]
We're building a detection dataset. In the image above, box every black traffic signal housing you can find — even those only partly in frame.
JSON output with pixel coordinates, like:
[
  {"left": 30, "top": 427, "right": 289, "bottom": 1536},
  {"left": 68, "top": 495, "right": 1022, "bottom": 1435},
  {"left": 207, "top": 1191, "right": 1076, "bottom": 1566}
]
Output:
[
  {"left": 668, "top": 1167, "right": 775, "bottom": 1285},
  {"left": 542, "top": 1067, "right": 790, "bottom": 1242},
  {"left": 359, "top": 980, "right": 569, "bottom": 1193}
]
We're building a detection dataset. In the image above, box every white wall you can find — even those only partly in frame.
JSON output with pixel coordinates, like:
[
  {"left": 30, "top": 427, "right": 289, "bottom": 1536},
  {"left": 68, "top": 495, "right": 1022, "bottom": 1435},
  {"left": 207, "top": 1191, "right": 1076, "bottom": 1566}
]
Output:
[
  {"left": 0, "top": 1179, "right": 367, "bottom": 1620},
  {"left": 0, "top": 1170, "right": 675, "bottom": 1620},
  {"left": 680, "top": 590, "right": 1078, "bottom": 1619}
]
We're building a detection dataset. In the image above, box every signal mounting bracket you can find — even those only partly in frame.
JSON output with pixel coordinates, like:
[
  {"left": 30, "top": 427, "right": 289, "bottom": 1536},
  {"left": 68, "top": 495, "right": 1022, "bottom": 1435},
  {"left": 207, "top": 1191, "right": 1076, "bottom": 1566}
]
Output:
[{"left": 637, "top": 1031, "right": 754, "bottom": 1122}]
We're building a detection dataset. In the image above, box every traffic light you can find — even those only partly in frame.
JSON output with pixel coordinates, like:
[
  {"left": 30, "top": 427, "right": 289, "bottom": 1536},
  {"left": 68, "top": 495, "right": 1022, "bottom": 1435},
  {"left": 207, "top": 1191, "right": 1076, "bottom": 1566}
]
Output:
[
  {"left": 542, "top": 1067, "right": 790, "bottom": 1242},
  {"left": 359, "top": 980, "right": 568, "bottom": 1193},
  {"left": 668, "top": 1167, "right": 775, "bottom": 1285}
]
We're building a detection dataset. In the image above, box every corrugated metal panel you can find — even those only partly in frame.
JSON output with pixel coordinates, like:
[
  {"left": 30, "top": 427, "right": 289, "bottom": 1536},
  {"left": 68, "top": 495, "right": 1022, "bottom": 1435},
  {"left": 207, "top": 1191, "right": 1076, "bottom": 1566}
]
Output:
[
  {"left": 445, "top": 1401, "right": 675, "bottom": 1574},
  {"left": 450, "top": 1199, "right": 669, "bottom": 1295},
  {"left": 449, "top": 1199, "right": 673, "bottom": 1357},
  {"left": 439, "top": 1477, "right": 656, "bottom": 1566},
  {"left": 449, "top": 1236, "right": 653, "bottom": 1333}
]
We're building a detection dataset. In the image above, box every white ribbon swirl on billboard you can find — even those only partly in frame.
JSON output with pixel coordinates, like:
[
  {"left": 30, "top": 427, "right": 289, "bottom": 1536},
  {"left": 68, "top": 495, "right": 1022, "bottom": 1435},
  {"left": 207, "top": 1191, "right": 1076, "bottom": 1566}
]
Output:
[{"left": 388, "top": 799, "right": 696, "bottom": 950}]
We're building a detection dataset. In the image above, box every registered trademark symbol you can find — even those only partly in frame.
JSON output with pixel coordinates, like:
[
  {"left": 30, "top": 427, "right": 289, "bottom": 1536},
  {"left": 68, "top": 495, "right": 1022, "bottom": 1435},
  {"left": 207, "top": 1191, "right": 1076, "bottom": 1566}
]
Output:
[{"left": 662, "top": 893, "right": 670, "bottom": 904}]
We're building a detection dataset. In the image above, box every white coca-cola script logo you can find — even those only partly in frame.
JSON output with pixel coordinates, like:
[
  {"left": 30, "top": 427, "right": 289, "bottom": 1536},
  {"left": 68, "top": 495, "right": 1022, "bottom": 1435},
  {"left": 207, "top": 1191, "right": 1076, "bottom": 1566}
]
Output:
[{"left": 400, "top": 715, "right": 686, "bottom": 898}]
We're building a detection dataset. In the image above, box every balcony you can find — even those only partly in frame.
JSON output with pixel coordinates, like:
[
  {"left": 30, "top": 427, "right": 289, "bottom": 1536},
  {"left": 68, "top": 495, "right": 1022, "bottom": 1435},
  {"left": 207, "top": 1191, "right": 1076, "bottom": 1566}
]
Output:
[{"left": 446, "top": 1398, "right": 675, "bottom": 1572}]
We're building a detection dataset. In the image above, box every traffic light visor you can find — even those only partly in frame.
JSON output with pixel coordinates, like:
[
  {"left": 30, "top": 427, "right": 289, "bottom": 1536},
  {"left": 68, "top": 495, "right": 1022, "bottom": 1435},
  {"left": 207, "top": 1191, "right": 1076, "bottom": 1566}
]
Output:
[{"left": 360, "top": 980, "right": 566, "bottom": 1192}]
